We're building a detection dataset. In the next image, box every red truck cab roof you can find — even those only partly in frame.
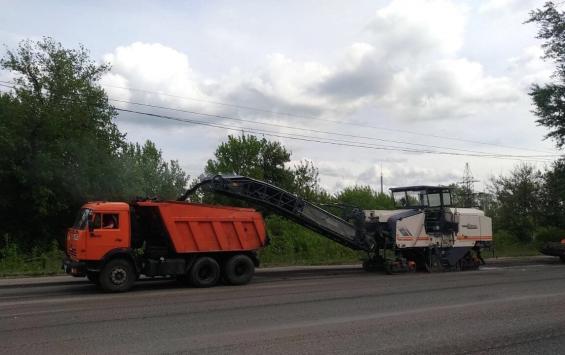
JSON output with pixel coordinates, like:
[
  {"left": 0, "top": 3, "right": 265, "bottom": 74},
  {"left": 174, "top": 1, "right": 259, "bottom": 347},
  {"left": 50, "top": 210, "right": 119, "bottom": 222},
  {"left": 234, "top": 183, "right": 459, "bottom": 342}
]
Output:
[{"left": 83, "top": 202, "right": 130, "bottom": 211}]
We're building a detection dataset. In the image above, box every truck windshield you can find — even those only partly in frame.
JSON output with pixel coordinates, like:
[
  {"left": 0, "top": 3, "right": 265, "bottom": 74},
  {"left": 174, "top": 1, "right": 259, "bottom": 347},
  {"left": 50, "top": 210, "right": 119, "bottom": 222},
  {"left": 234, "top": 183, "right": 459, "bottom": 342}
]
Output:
[{"left": 72, "top": 208, "right": 91, "bottom": 229}]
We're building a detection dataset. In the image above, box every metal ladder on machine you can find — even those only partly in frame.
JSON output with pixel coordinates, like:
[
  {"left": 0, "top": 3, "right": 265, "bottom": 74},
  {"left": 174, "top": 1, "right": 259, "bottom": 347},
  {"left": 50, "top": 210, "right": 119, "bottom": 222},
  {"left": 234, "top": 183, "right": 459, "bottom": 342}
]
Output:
[{"left": 179, "top": 175, "right": 372, "bottom": 252}]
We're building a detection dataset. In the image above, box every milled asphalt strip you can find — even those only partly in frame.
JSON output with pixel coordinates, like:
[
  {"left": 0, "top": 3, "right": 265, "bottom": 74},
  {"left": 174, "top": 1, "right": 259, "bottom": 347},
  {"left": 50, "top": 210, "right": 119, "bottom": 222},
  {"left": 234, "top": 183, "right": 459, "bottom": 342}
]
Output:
[
  {"left": 176, "top": 291, "right": 565, "bottom": 337},
  {"left": 30, "top": 291, "right": 565, "bottom": 353},
  {"left": 3, "top": 275, "right": 565, "bottom": 336},
  {"left": 0, "top": 255, "right": 557, "bottom": 289},
  {"left": 0, "top": 272, "right": 373, "bottom": 308},
  {"left": 2, "top": 267, "right": 564, "bottom": 312}
]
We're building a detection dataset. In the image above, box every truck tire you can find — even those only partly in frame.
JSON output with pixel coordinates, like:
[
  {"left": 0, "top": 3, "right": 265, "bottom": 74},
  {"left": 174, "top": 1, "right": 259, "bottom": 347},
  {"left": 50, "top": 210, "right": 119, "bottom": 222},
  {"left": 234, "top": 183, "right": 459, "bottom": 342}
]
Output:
[
  {"left": 189, "top": 257, "right": 220, "bottom": 287},
  {"left": 223, "top": 254, "right": 254, "bottom": 285},
  {"left": 99, "top": 258, "right": 136, "bottom": 292}
]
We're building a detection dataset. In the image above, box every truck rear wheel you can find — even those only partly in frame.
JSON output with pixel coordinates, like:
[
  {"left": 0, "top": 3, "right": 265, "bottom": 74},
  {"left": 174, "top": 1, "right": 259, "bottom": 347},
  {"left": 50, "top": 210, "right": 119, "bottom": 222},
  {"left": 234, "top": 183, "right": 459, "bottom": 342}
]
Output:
[
  {"left": 99, "top": 259, "right": 135, "bottom": 292},
  {"left": 189, "top": 257, "right": 220, "bottom": 287},
  {"left": 223, "top": 254, "right": 254, "bottom": 285}
]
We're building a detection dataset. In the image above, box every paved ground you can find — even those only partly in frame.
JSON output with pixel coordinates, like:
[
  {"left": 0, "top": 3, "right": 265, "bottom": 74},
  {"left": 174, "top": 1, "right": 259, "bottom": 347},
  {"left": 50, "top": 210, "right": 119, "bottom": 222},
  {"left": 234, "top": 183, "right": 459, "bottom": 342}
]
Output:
[{"left": 1, "top": 256, "right": 565, "bottom": 354}]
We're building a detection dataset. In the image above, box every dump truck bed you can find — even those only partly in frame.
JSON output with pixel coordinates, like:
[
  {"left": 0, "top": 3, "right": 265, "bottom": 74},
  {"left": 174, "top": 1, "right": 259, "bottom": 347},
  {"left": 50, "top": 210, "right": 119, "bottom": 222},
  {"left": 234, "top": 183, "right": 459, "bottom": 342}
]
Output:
[{"left": 135, "top": 201, "right": 267, "bottom": 253}]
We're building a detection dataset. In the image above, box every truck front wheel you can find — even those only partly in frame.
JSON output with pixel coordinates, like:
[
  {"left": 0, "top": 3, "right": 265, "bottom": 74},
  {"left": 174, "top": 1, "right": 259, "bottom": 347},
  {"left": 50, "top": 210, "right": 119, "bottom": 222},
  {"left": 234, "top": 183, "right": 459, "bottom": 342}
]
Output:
[
  {"left": 223, "top": 254, "right": 255, "bottom": 285},
  {"left": 99, "top": 258, "right": 136, "bottom": 292},
  {"left": 189, "top": 257, "right": 220, "bottom": 287}
]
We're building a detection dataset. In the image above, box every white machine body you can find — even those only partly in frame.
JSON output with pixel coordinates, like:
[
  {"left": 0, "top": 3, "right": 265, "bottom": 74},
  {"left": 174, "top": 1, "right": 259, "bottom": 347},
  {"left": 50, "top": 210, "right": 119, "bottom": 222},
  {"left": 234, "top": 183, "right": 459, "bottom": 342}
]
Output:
[{"left": 365, "top": 207, "right": 492, "bottom": 249}]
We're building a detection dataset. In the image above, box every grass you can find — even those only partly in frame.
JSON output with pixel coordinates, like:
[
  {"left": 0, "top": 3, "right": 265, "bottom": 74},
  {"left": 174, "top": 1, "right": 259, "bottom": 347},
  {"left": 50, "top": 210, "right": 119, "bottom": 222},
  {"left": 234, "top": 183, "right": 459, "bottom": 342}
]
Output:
[
  {"left": 0, "top": 237, "right": 65, "bottom": 277},
  {"left": 258, "top": 216, "right": 363, "bottom": 266},
  {"left": 486, "top": 244, "right": 540, "bottom": 258}
]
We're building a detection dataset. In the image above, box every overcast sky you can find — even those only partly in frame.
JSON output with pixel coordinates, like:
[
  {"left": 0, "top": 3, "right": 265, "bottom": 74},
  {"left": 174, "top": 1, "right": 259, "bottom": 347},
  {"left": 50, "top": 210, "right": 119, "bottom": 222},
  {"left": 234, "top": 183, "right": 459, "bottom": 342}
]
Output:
[{"left": 1, "top": 0, "right": 560, "bottom": 193}]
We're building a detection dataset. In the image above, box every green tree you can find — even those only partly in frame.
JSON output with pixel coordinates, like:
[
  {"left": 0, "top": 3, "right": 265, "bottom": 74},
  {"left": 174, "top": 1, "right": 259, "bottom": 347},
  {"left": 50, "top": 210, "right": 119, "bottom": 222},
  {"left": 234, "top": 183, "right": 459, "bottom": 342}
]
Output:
[
  {"left": 290, "top": 159, "right": 332, "bottom": 202},
  {"left": 540, "top": 158, "right": 565, "bottom": 229},
  {"left": 119, "top": 140, "right": 188, "bottom": 199},
  {"left": 488, "top": 164, "right": 544, "bottom": 242},
  {"left": 205, "top": 134, "right": 294, "bottom": 187},
  {"left": 527, "top": 2, "right": 565, "bottom": 148},
  {"left": 0, "top": 38, "right": 125, "bottom": 247},
  {"left": 335, "top": 185, "right": 394, "bottom": 210}
]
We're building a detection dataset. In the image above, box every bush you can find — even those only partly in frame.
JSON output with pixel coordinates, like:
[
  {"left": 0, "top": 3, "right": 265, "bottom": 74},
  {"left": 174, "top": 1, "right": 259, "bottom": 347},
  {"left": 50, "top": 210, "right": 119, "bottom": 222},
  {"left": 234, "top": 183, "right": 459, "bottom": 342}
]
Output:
[
  {"left": 0, "top": 235, "right": 64, "bottom": 276},
  {"left": 493, "top": 230, "right": 521, "bottom": 248},
  {"left": 491, "top": 230, "right": 538, "bottom": 257},
  {"left": 259, "top": 216, "right": 362, "bottom": 266}
]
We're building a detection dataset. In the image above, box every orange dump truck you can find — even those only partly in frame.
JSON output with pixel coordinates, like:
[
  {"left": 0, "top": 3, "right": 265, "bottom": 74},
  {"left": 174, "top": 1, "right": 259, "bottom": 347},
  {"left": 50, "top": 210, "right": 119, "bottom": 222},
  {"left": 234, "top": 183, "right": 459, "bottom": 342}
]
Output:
[{"left": 63, "top": 200, "right": 267, "bottom": 292}]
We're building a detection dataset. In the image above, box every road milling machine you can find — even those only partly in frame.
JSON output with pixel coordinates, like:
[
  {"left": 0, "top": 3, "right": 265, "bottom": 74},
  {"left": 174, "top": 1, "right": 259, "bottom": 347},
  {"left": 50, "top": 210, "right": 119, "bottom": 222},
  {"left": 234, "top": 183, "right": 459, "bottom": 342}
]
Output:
[{"left": 185, "top": 176, "right": 492, "bottom": 273}]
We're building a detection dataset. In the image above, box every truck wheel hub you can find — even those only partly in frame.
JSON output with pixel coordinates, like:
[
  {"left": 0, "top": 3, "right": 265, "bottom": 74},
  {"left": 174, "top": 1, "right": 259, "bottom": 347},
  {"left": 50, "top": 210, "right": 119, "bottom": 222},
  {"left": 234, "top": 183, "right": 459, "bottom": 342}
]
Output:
[
  {"left": 110, "top": 268, "right": 127, "bottom": 285},
  {"left": 198, "top": 266, "right": 212, "bottom": 280},
  {"left": 234, "top": 263, "right": 247, "bottom": 276}
]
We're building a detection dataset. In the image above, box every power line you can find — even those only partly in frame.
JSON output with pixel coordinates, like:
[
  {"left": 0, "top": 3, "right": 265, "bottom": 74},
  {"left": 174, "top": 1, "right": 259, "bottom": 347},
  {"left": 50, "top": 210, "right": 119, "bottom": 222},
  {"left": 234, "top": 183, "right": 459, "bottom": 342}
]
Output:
[
  {"left": 108, "top": 98, "right": 560, "bottom": 158},
  {"left": 113, "top": 107, "right": 555, "bottom": 162},
  {"left": 2, "top": 81, "right": 558, "bottom": 158},
  {"left": 99, "top": 83, "right": 560, "bottom": 154},
  {"left": 0, "top": 79, "right": 557, "bottom": 155},
  {"left": 0, "top": 83, "right": 557, "bottom": 162},
  {"left": 114, "top": 108, "right": 444, "bottom": 154}
]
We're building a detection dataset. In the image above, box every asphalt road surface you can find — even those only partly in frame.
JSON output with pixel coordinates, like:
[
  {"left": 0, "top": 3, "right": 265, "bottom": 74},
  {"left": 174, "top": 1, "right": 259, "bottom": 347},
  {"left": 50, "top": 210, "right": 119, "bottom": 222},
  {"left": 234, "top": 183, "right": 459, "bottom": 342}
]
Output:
[{"left": 1, "top": 257, "right": 565, "bottom": 354}]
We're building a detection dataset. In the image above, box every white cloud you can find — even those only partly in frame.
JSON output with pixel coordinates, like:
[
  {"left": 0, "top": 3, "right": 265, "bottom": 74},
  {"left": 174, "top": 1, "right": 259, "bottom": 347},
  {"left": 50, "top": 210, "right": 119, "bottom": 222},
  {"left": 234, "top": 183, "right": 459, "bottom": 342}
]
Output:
[
  {"left": 507, "top": 45, "right": 553, "bottom": 88},
  {"left": 103, "top": 42, "right": 211, "bottom": 113},
  {"left": 101, "top": 1, "right": 523, "bottom": 124},
  {"left": 104, "top": 42, "right": 194, "bottom": 85},
  {"left": 479, "top": 0, "right": 539, "bottom": 14},
  {"left": 316, "top": 43, "right": 392, "bottom": 102},
  {"left": 380, "top": 164, "right": 461, "bottom": 188},
  {"left": 383, "top": 58, "right": 520, "bottom": 119},
  {"left": 368, "top": 0, "right": 468, "bottom": 59},
  {"left": 99, "top": 73, "right": 131, "bottom": 102},
  {"left": 216, "top": 53, "right": 334, "bottom": 114},
  {"left": 314, "top": 159, "right": 462, "bottom": 193}
]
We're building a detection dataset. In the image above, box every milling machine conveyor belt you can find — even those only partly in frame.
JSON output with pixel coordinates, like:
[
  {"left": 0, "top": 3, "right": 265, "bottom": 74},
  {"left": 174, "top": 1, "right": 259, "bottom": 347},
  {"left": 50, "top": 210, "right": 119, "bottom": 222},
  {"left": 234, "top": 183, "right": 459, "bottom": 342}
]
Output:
[{"left": 180, "top": 175, "right": 369, "bottom": 251}]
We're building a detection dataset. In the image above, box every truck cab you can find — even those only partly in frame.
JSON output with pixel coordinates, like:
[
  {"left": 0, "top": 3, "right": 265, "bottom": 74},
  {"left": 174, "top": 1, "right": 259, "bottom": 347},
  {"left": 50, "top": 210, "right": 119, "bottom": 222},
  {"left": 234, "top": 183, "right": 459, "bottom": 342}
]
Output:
[
  {"left": 63, "top": 202, "right": 131, "bottom": 285},
  {"left": 66, "top": 202, "right": 131, "bottom": 263}
]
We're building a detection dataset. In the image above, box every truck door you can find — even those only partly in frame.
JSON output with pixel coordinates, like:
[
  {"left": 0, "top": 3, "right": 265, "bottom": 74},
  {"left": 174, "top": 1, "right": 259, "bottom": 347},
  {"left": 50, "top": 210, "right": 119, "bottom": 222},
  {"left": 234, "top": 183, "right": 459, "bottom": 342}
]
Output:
[{"left": 87, "top": 211, "right": 130, "bottom": 260}]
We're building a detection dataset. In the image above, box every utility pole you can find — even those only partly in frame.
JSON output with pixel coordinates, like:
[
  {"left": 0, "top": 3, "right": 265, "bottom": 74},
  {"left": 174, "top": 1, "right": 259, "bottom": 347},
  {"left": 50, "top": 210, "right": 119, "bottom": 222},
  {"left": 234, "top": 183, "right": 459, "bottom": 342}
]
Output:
[
  {"left": 380, "top": 164, "right": 384, "bottom": 195},
  {"left": 459, "top": 163, "right": 479, "bottom": 208}
]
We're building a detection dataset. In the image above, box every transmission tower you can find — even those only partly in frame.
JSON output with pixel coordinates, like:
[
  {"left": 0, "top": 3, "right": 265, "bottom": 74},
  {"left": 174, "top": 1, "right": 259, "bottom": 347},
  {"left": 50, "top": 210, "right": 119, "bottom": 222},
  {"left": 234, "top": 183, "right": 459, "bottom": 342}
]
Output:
[{"left": 459, "top": 163, "right": 479, "bottom": 208}]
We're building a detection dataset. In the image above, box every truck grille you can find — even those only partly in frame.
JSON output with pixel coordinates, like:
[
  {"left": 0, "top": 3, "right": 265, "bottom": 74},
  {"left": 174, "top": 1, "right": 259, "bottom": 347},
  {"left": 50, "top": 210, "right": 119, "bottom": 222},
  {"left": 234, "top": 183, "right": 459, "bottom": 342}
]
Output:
[{"left": 68, "top": 247, "right": 77, "bottom": 259}]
